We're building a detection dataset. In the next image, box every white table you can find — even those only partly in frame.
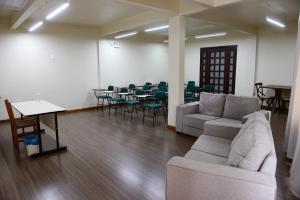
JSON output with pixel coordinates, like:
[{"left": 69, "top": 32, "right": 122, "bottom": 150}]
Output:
[{"left": 12, "top": 100, "right": 67, "bottom": 158}]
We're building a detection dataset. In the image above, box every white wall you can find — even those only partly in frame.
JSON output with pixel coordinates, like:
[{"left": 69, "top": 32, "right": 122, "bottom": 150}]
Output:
[
  {"left": 0, "top": 24, "right": 99, "bottom": 120},
  {"left": 99, "top": 39, "right": 168, "bottom": 88},
  {"left": 256, "top": 24, "right": 297, "bottom": 86},
  {"left": 185, "top": 34, "right": 257, "bottom": 96}
]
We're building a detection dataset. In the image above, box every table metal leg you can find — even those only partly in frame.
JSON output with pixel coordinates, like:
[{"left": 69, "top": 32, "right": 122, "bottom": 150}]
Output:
[
  {"left": 36, "top": 115, "right": 43, "bottom": 153},
  {"left": 54, "top": 113, "right": 60, "bottom": 149}
]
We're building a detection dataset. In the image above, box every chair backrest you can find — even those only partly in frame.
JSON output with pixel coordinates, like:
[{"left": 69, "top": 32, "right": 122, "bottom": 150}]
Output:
[
  {"left": 158, "top": 86, "right": 167, "bottom": 92},
  {"left": 143, "top": 84, "right": 150, "bottom": 90},
  {"left": 136, "top": 89, "right": 145, "bottom": 95},
  {"left": 203, "top": 84, "right": 214, "bottom": 93},
  {"left": 108, "top": 85, "right": 114, "bottom": 91},
  {"left": 129, "top": 84, "right": 135, "bottom": 89},
  {"left": 145, "top": 82, "right": 152, "bottom": 86},
  {"left": 254, "top": 82, "right": 264, "bottom": 98},
  {"left": 154, "top": 91, "right": 166, "bottom": 101},
  {"left": 120, "top": 87, "right": 128, "bottom": 93},
  {"left": 4, "top": 99, "right": 17, "bottom": 131},
  {"left": 158, "top": 81, "right": 166, "bottom": 88},
  {"left": 187, "top": 81, "right": 195, "bottom": 90}
]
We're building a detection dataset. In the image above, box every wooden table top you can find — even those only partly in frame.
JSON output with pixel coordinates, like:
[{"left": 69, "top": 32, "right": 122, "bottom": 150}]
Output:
[{"left": 261, "top": 85, "right": 292, "bottom": 90}]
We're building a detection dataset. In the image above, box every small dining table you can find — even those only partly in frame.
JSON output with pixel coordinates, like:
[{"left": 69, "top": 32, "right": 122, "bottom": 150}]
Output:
[
  {"left": 261, "top": 85, "right": 292, "bottom": 111},
  {"left": 11, "top": 100, "right": 67, "bottom": 158}
]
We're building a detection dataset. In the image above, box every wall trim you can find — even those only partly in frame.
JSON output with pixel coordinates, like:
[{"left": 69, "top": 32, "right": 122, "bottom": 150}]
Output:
[
  {"left": 0, "top": 106, "right": 99, "bottom": 123},
  {"left": 167, "top": 124, "right": 176, "bottom": 131}
]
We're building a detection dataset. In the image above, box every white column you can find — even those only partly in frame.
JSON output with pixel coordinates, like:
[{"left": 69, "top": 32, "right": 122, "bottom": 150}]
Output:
[
  {"left": 168, "top": 16, "right": 185, "bottom": 126},
  {"left": 289, "top": 12, "right": 300, "bottom": 198},
  {"left": 291, "top": 128, "right": 300, "bottom": 198},
  {"left": 284, "top": 13, "right": 300, "bottom": 159}
]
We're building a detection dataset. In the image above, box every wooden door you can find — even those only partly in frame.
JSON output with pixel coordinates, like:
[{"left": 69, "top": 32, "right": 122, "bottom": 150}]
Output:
[{"left": 200, "top": 45, "right": 237, "bottom": 94}]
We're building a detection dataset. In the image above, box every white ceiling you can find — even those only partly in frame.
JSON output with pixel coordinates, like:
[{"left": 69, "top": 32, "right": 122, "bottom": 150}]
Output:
[
  {"left": 190, "top": 0, "right": 300, "bottom": 28},
  {"left": 0, "top": 0, "right": 29, "bottom": 18},
  {"left": 31, "top": 0, "right": 146, "bottom": 27}
]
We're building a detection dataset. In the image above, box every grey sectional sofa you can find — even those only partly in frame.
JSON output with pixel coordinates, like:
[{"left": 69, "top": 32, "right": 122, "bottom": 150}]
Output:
[
  {"left": 167, "top": 110, "right": 277, "bottom": 200},
  {"left": 176, "top": 93, "right": 261, "bottom": 137}
]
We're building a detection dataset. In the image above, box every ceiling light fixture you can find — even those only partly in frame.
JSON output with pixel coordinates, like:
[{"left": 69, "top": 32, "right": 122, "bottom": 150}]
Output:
[
  {"left": 266, "top": 16, "right": 285, "bottom": 28},
  {"left": 145, "top": 25, "right": 169, "bottom": 32},
  {"left": 46, "top": 2, "right": 70, "bottom": 20},
  {"left": 28, "top": 21, "right": 44, "bottom": 32},
  {"left": 114, "top": 31, "right": 138, "bottom": 39},
  {"left": 195, "top": 32, "right": 227, "bottom": 39}
]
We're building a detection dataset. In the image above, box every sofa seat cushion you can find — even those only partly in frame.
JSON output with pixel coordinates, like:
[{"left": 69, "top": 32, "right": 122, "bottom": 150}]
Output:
[
  {"left": 183, "top": 114, "right": 219, "bottom": 130},
  {"left": 207, "top": 118, "right": 243, "bottom": 127},
  {"left": 204, "top": 118, "right": 243, "bottom": 140},
  {"left": 185, "top": 150, "right": 227, "bottom": 165},
  {"left": 198, "top": 92, "right": 226, "bottom": 117},
  {"left": 228, "top": 112, "right": 272, "bottom": 171},
  {"left": 191, "top": 135, "right": 232, "bottom": 158},
  {"left": 223, "top": 95, "right": 260, "bottom": 119}
]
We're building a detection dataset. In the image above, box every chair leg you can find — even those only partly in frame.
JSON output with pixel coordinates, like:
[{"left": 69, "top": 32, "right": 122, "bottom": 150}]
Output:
[
  {"left": 109, "top": 103, "right": 111, "bottom": 115},
  {"left": 12, "top": 130, "right": 19, "bottom": 152},
  {"left": 131, "top": 105, "right": 133, "bottom": 120},
  {"left": 153, "top": 108, "right": 155, "bottom": 126},
  {"left": 102, "top": 98, "right": 104, "bottom": 111},
  {"left": 143, "top": 107, "right": 145, "bottom": 124},
  {"left": 162, "top": 106, "right": 167, "bottom": 123}
]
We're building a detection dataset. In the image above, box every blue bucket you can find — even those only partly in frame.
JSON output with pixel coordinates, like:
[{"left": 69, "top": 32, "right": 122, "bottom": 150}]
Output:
[{"left": 24, "top": 135, "right": 39, "bottom": 145}]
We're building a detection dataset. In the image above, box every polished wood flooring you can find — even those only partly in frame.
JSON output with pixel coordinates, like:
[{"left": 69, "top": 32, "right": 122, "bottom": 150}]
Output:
[{"left": 0, "top": 109, "right": 298, "bottom": 200}]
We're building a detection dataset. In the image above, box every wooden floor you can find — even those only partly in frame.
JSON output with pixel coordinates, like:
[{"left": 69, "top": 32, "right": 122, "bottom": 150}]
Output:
[{"left": 0, "top": 109, "right": 298, "bottom": 200}]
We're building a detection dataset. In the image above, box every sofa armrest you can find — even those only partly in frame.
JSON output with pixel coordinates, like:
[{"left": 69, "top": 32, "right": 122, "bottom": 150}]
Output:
[
  {"left": 166, "top": 157, "right": 277, "bottom": 200},
  {"left": 203, "top": 121, "right": 243, "bottom": 140},
  {"left": 259, "top": 110, "right": 272, "bottom": 122},
  {"left": 176, "top": 102, "right": 199, "bottom": 133}
]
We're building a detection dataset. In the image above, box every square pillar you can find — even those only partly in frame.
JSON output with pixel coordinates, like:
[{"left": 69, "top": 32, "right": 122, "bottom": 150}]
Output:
[{"left": 168, "top": 16, "right": 185, "bottom": 126}]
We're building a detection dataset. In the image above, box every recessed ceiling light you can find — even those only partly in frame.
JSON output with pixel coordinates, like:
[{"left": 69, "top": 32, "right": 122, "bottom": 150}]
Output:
[
  {"left": 46, "top": 2, "right": 70, "bottom": 20},
  {"left": 195, "top": 32, "right": 227, "bottom": 39},
  {"left": 266, "top": 16, "right": 285, "bottom": 28},
  {"left": 114, "top": 31, "right": 138, "bottom": 39},
  {"left": 28, "top": 21, "right": 44, "bottom": 32},
  {"left": 145, "top": 25, "right": 169, "bottom": 32}
]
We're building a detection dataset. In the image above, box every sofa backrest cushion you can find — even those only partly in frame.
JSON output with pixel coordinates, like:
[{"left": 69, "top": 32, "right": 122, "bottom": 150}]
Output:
[
  {"left": 227, "top": 112, "right": 272, "bottom": 171},
  {"left": 223, "top": 95, "right": 260, "bottom": 119},
  {"left": 198, "top": 92, "right": 226, "bottom": 117}
]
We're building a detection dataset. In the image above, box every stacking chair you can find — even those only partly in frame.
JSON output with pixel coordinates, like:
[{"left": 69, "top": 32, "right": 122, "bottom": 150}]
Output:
[
  {"left": 93, "top": 87, "right": 113, "bottom": 111},
  {"left": 108, "top": 87, "right": 125, "bottom": 115},
  {"left": 186, "top": 81, "right": 195, "bottom": 91},
  {"left": 203, "top": 84, "right": 214, "bottom": 93},
  {"left": 128, "top": 84, "right": 136, "bottom": 93},
  {"left": 124, "top": 98, "right": 139, "bottom": 120},
  {"left": 143, "top": 91, "right": 167, "bottom": 125},
  {"left": 5, "top": 99, "right": 37, "bottom": 152},
  {"left": 254, "top": 83, "right": 275, "bottom": 110},
  {"left": 143, "top": 84, "right": 152, "bottom": 94},
  {"left": 185, "top": 86, "right": 199, "bottom": 103},
  {"left": 158, "top": 81, "right": 167, "bottom": 89}
]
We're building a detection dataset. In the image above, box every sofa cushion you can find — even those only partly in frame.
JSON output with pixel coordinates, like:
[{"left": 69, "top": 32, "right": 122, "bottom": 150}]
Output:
[
  {"left": 198, "top": 92, "right": 226, "bottom": 117},
  {"left": 223, "top": 95, "right": 260, "bottom": 119},
  {"left": 185, "top": 150, "right": 227, "bottom": 165},
  {"left": 183, "top": 114, "right": 219, "bottom": 130},
  {"left": 204, "top": 118, "right": 243, "bottom": 140},
  {"left": 227, "top": 114, "right": 272, "bottom": 171},
  {"left": 191, "top": 135, "right": 232, "bottom": 158}
]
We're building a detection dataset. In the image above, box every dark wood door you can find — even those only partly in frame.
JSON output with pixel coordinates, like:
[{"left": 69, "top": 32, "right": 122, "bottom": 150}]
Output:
[{"left": 200, "top": 45, "right": 237, "bottom": 94}]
